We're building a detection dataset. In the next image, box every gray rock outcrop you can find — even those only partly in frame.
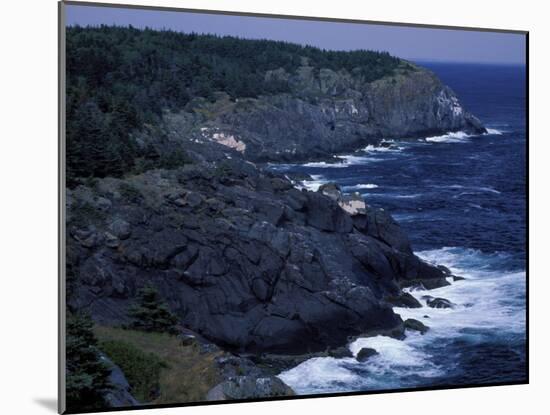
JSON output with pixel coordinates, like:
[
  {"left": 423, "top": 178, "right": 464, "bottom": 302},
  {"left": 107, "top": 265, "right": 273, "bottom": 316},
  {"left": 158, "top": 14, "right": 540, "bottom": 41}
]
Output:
[
  {"left": 67, "top": 160, "right": 449, "bottom": 355},
  {"left": 139, "top": 62, "right": 485, "bottom": 164},
  {"left": 100, "top": 355, "right": 141, "bottom": 407}
]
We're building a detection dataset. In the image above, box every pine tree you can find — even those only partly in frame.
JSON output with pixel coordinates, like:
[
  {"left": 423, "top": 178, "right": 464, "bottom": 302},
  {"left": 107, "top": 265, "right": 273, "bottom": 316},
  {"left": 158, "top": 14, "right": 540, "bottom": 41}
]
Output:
[
  {"left": 66, "top": 313, "right": 112, "bottom": 411},
  {"left": 128, "top": 286, "right": 179, "bottom": 334},
  {"left": 65, "top": 26, "right": 402, "bottom": 185}
]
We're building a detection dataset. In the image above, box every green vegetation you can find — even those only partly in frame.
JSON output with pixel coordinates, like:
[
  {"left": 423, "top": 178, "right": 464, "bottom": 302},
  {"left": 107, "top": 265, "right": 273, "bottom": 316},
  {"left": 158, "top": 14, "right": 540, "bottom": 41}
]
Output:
[
  {"left": 117, "top": 181, "right": 143, "bottom": 203},
  {"left": 66, "top": 313, "right": 112, "bottom": 412},
  {"left": 95, "top": 326, "right": 222, "bottom": 404},
  {"left": 66, "top": 25, "right": 402, "bottom": 185},
  {"left": 69, "top": 200, "right": 108, "bottom": 227},
  {"left": 157, "top": 148, "right": 193, "bottom": 170},
  {"left": 99, "top": 340, "right": 167, "bottom": 402},
  {"left": 128, "top": 286, "right": 179, "bottom": 334}
]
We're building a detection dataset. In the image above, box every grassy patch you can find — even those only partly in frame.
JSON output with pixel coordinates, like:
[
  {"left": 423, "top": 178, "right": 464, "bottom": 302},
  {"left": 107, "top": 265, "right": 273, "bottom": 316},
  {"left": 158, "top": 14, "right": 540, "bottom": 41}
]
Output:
[
  {"left": 95, "top": 326, "right": 222, "bottom": 405},
  {"left": 100, "top": 340, "right": 167, "bottom": 402},
  {"left": 69, "top": 201, "right": 107, "bottom": 226},
  {"left": 118, "top": 182, "right": 143, "bottom": 203}
]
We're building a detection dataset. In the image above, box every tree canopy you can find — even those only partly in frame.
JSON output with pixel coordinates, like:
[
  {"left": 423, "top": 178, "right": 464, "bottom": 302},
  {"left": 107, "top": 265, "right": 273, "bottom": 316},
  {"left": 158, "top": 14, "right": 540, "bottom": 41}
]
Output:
[{"left": 66, "top": 25, "right": 402, "bottom": 185}]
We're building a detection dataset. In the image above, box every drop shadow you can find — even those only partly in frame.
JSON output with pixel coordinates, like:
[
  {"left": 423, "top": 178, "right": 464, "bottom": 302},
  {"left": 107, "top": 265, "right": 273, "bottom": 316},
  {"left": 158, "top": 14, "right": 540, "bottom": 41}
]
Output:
[{"left": 34, "top": 398, "right": 57, "bottom": 413}]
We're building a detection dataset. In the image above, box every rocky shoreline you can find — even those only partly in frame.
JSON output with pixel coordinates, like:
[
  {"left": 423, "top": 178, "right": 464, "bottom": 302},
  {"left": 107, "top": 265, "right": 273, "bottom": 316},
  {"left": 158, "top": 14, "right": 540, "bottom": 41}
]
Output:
[
  {"left": 67, "top": 149, "right": 464, "bottom": 403},
  {"left": 132, "top": 61, "right": 486, "bottom": 168},
  {"left": 66, "top": 56, "right": 483, "bottom": 406}
]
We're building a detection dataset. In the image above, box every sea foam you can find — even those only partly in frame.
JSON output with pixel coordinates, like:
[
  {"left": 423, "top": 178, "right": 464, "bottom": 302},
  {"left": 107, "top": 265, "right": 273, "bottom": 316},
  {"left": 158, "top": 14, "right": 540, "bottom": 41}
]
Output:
[
  {"left": 425, "top": 131, "right": 472, "bottom": 143},
  {"left": 279, "top": 246, "right": 525, "bottom": 395},
  {"left": 346, "top": 183, "right": 379, "bottom": 190},
  {"left": 300, "top": 174, "right": 327, "bottom": 191},
  {"left": 362, "top": 144, "right": 404, "bottom": 153},
  {"left": 425, "top": 128, "right": 504, "bottom": 143}
]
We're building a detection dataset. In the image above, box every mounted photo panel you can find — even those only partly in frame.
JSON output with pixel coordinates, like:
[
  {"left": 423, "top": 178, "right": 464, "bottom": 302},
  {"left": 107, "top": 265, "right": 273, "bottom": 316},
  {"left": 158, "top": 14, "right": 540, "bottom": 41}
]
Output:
[{"left": 59, "top": 1, "right": 528, "bottom": 413}]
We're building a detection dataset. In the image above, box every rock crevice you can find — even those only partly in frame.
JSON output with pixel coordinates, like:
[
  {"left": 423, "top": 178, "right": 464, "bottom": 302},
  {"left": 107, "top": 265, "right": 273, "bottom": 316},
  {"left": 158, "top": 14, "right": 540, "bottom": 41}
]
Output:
[{"left": 68, "top": 161, "right": 449, "bottom": 355}]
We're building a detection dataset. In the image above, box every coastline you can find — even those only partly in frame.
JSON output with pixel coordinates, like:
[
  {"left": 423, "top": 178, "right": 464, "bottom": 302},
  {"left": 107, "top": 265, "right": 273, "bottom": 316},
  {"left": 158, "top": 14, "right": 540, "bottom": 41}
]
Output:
[
  {"left": 62, "top": 25, "right": 526, "bottom": 409},
  {"left": 67, "top": 125, "right": 521, "bottom": 403},
  {"left": 269, "top": 120, "right": 525, "bottom": 394},
  {"left": 278, "top": 247, "right": 526, "bottom": 394},
  {"left": 267, "top": 126, "right": 502, "bottom": 173}
]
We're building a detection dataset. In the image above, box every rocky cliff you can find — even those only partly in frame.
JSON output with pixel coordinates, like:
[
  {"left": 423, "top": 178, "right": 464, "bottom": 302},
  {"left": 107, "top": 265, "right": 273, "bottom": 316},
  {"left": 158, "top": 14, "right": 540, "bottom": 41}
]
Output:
[
  {"left": 65, "top": 28, "right": 487, "bottom": 408},
  {"left": 66, "top": 57, "right": 474, "bottom": 357},
  {"left": 67, "top": 155, "right": 452, "bottom": 355},
  {"left": 137, "top": 61, "right": 485, "bottom": 163}
]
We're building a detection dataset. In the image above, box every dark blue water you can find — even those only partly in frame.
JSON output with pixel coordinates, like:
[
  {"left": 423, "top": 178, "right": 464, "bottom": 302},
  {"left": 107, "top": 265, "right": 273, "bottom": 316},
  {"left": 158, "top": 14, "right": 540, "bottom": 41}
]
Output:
[{"left": 278, "top": 63, "right": 527, "bottom": 393}]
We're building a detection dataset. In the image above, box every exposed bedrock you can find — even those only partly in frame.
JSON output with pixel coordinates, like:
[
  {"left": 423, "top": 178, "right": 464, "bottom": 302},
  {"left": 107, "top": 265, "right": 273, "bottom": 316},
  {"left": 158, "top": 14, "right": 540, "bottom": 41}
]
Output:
[
  {"left": 137, "top": 63, "right": 485, "bottom": 164},
  {"left": 67, "top": 160, "right": 449, "bottom": 355}
]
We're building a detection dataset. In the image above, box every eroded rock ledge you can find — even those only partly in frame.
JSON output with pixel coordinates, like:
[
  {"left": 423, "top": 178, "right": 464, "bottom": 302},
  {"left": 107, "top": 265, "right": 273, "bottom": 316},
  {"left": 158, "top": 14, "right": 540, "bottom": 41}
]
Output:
[
  {"left": 133, "top": 63, "right": 485, "bottom": 164},
  {"left": 67, "top": 158, "right": 450, "bottom": 356}
]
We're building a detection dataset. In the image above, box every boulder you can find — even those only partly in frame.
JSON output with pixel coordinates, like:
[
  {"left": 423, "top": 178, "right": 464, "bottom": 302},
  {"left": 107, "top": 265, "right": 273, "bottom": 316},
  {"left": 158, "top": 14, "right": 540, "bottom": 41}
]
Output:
[
  {"left": 95, "top": 197, "right": 112, "bottom": 212},
  {"left": 270, "top": 177, "right": 293, "bottom": 192},
  {"left": 356, "top": 347, "right": 379, "bottom": 362},
  {"left": 206, "top": 376, "right": 294, "bottom": 401},
  {"left": 404, "top": 318, "right": 429, "bottom": 334},
  {"left": 353, "top": 206, "right": 413, "bottom": 255},
  {"left": 179, "top": 334, "right": 197, "bottom": 347},
  {"left": 108, "top": 218, "right": 131, "bottom": 240},
  {"left": 304, "top": 191, "right": 353, "bottom": 233},
  {"left": 104, "top": 232, "right": 120, "bottom": 248},
  {"left": 398, "top": 258, "right": 451, "bottom": 289},
  {"left": 426, "top": 297, "right": 455, "bottom": 309},
  {"left": 251, "top": 278, "right": 272, "bottom": 302},
  {"left": 386, "top": 292, "right": 422, "bottom": 308},
  {"left": 318, "top": 182, "right": 342, "bottom": 201},
  {"left": 328, "top": 346, "right": 354, "bottom": 359},
  {"left": 101, "top": 355, "right": 140, "bottom": 407},
  {"left": 72, "top": 226, "right": 102, "bottom": 248},
  {"left": 183, "top": 191, "right": 204, "bottom": 208},
  {"left": 347, "top": 233, "right": 396, "bottom": 280}
]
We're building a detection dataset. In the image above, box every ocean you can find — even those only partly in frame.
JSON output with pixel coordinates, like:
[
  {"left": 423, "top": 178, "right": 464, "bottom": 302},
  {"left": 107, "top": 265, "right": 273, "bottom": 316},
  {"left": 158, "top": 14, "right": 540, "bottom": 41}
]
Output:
[{"left": 273, "top": 63, "right": 527, "bottom": 393}]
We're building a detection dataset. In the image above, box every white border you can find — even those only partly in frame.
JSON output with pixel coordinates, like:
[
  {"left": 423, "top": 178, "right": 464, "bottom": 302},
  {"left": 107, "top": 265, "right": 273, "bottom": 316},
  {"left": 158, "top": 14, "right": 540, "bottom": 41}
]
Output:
[{"left": 1, "top": 1, "right": 546, "bottom": 415}]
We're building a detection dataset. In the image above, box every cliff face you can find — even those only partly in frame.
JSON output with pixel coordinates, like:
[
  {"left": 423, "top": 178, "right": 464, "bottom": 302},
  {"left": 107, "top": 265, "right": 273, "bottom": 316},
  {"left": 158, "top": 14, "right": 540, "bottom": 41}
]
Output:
[
  {"left": 151, "top": 62, "right": 485, "bottom": 163},
  {"left": 66, "top": 28, "right": 489, "bottom": 406},
  {"left": 66, "top": 42, "right": 481, "bottom": 357},
  {"left": 67, "top": 159, "right": 450, "bottom": 355},
  {"left": 363, "top": 67, "right": 484, "bottom": 137}
]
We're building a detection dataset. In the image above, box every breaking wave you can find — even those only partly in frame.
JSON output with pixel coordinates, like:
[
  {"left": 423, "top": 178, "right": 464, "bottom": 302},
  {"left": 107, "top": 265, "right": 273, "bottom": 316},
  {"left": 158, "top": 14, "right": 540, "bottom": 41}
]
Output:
[
  {"left": 279, "top": 247, "right": 525, "bottom": 395},
  {"left": 345, "top": 183, "right": 379, "bottom": 190},
  {"left": 425, "top": 128, "right": 504, "bottom": 143}
]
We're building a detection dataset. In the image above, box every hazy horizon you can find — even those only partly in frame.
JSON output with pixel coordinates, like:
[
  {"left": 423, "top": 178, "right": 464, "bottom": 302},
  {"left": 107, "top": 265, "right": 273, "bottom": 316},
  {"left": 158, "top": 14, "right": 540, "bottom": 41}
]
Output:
[{"left": 65, "top": 4, "right": 526, "bottom": 65}]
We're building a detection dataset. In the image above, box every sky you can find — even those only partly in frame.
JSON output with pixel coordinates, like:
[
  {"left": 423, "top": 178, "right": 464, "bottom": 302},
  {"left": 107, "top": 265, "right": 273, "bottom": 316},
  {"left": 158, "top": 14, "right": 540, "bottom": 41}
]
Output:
[{"left": 65, "top": 4, "right": 526, "bottom": 65}]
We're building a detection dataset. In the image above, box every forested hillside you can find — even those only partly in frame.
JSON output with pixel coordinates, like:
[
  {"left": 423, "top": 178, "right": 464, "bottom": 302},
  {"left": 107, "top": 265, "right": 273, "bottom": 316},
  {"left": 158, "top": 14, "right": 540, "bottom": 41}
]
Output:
[
  {"left": 65, "top": 25, "right": 402, "bottom": 185},
  {"left": 64, "top": 25, "right": 489, "bottom": 412}
]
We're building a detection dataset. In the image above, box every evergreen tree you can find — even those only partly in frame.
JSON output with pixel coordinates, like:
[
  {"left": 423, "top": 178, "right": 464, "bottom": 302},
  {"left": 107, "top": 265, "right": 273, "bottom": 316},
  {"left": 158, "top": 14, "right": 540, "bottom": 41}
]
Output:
[
  {"left": 128, "top": 286, "right": 179, "bottom": 334},
  {"left": 65, "top": 26, "right": 403, "bottom": 185},
  {"left": 66, "top": 313, "right": 112, "bottom": 411},
  {"left": 67, "top": 101, "right": 116, "bottom": 180}
]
